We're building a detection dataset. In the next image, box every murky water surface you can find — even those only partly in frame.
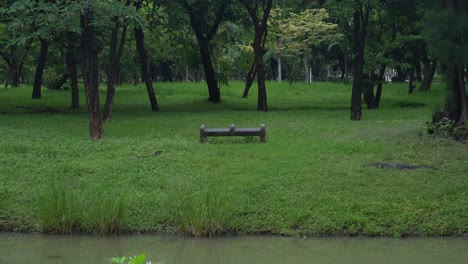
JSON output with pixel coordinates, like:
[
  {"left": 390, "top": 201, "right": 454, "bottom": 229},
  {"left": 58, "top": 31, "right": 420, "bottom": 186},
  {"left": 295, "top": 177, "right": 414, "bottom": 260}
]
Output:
[{"left": 0, "top": 233, "right": 466, "bottom": 264}]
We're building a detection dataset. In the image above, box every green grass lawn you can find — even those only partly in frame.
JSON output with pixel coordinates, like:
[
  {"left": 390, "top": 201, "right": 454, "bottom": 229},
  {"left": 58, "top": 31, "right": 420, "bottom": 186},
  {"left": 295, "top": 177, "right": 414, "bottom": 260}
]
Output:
[{"left": 0, "top": 81, "right": 466, "bottom": 237}]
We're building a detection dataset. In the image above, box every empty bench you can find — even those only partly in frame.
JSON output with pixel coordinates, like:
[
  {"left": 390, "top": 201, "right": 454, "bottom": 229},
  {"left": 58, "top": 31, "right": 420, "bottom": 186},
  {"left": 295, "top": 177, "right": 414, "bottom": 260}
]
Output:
[{"left": 200, "top": 124, "right": 266, "bottom": 143}]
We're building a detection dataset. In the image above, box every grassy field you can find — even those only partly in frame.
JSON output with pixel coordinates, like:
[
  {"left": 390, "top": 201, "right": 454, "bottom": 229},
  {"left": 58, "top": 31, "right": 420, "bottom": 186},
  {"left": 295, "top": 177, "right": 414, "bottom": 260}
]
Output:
[{"left": 0, "top": 81, "right": 466, "bottom": 237}]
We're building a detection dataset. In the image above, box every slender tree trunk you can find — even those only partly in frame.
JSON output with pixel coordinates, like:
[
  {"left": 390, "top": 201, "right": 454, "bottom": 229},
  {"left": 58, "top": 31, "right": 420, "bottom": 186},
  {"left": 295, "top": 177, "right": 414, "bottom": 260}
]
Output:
[
  {"left": 66, "top": 32, "right": 79, "bottom": 109},
  {"left": 32, "top": 39, "right": 49, "bottom": 99},
  {"left": 270, "top": 57, "right": 277, "bottom": 81},
  {"left": 408, "top": 64, "right": 416, "bottom": 94},
  {"left": 10, "top": 61, "right": 20, "bottom": 87},
  {"left": 395, "top": 66, "right": 405, "bottom": 82},
  {"left": 351, "top": 2, "right": 369, "bottom": 120},
  {"left": 287, "top": 61, "right": 297, "bottom": 86},
  {"left": 242, "top": 60, "right": 256, "bottom": 98},
  {"left": 238, "top": 0, "right": 272, "bottom": 111},
  {"left": 362, "top": 74, "right": 375, "bottom": 109},
  {"left": 276, "top": 38, "right": 282, "bottom": 82},
  {"left": 457, "top": 65, "right": 468, "bottom": 124},
  {"left": 10, "top": 45, "right": 20, "bottom": 87},
  {"left": 339, "top": 51, "right": 350, "bottom": 81},
  {"left": 103, "top": 16, "right": 120, "bottom": 121},
  {"left": 253, "top": 29, "right": 267, "bottom": 111},
  {"left": 134, "top": 26, "right": 159, "bottom": 111},
  {"left": 18, "top": 39, "right": 33, "bottom": 86},
  {"left": 344, "top": 52, "right": 349, "bottom": 79},
  {"left": 195, "top": 34, "right": 220, "bottom": 102},
  {"left": 277, "top": 53, "right": 282, "bottom": 82},
  {"left": 80, "top": 6, "right": 104, "bottom": 139},
  {"left": 243, "top": 46, "right": 267, "bottom": 98},
  {"left": 116, "top": 24, "right": 128, "bottom": 87},
  {"left": 415, "top": 62, "right": 422, "bottom": 82},
  {"left": 351, "top": 65, "right": 363, "bottom": 119},
  {"left": 373, "top": 64, "right": 386, "bottom": 108},
  {"left": 304, "top": 54, "right": 310, "bottom": 84},
  {"left": 420, "top": 55, "right": 437, "bottom": 92},
  {"left": 340, "top": 55, "right": 345, "bottom": 80},
  {"left": 464, "top": 68, "right": 467, "bottom": 82}
]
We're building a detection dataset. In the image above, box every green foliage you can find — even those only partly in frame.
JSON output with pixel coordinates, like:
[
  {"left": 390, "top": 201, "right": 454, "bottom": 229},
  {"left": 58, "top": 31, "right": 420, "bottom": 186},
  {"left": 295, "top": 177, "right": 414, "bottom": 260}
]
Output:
[
  {"left": 424, "top": 117, "right": 467, "bottom": 140},
  {"left": 423, "top": 1, "right": 468, "bottom": 65},
  {"left": 110, "top": 253, "right": 149, "bottom": 264},
  {"left": 1, "top": 0, "right": 141, "bottom": 46},
  {"left": 270, "top": 8, "right": 339, "bottom": 56},
  {"left": 2, "top": 0, "right": 82, "bottom": 44}
]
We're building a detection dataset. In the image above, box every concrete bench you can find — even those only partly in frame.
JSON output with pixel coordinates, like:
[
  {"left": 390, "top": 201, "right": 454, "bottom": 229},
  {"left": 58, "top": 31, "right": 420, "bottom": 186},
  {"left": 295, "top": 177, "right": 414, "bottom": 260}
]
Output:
[{"left": 200, "top": 124, "right": 266, "bottom": 143}]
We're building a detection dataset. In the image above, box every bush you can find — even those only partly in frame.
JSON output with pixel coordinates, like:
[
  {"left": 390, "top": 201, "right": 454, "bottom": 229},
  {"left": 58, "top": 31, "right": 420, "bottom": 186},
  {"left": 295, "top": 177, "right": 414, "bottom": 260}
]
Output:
[{"left": 425, "top": 117, "right": 467, "bottom": 140}]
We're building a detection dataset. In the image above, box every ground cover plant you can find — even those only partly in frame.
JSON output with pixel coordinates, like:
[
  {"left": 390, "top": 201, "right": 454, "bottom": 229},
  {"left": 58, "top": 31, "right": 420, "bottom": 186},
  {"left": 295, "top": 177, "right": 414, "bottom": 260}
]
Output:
[{"left": 0, "top": 81, "right": 466, "bottom": 237}]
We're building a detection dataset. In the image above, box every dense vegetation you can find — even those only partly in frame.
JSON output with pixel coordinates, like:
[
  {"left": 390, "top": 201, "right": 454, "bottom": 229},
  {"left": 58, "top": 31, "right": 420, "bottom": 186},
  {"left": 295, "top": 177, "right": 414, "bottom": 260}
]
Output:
[{"left": 0, "top": 82, "right": 466, "bottom": 236}]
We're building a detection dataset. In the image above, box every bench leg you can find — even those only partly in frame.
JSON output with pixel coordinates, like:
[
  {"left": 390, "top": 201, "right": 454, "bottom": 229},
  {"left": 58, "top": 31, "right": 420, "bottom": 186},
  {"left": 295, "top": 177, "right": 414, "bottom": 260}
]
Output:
[
  {"left": 200, "top": 125, "right": 206, "bottom": 143},
  {"left": 260, "top": 124, "right": 266, "bottom": 143}
]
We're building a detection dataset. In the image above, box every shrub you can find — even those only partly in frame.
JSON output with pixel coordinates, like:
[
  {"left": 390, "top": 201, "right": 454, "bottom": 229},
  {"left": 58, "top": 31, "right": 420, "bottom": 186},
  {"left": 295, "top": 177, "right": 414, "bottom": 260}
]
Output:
[{"left": 425, "top": 117, "right": 467, "bottom": 140}]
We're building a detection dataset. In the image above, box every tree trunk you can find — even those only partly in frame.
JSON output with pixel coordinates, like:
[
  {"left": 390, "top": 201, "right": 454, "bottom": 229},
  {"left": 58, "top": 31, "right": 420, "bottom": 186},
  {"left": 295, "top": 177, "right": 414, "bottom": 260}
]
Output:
[
  {"left": 10, "top": 61, "right": 20, "bottom": 87},
  {"left": 32, "top": 39, "right": 49, "bottom": 99},
  {"left": 242, "top": 60, "right": 256, "bottom": 98},
  {"left": 277, "top": 53, "right": 282, "bottom": 82},
  {"left": 394, "top": 66, "right": 405, "bottom": 82},
  {"left": 195, "top": 34, "right": 220, "bottom": 102},
  {"left": 408, "top": 64, "right": 416, "bottom": 94},
  {"left": 10, "top": 45, "right": 20, "bottom": 87},
  {"left": 343, "top": 52, "right": 349, "bottom": 80},
  {"left": 239, "top": 0, "right": 271, "bottom": 110},
  {"left": 134, "top": 26, "right": 159, "bottom": 112},
  {"left": 420, "top": 54, "right": 437, "bottom": 92},
  {"left": 373, "top": 64, "right": 386, "bottom": 109},
  {"left": 243, "top": 53, "right": 266, "bottom": 98},
  {"left": 254, "top": 36, "right": 267, "bottom": 111},
  {"left": 351, "top": 2, "right": 369, "bottom": 120},
  {"left": 184, "top": 1, "right": 227, "bottom": 103},
  {"left": 103, "top": 16, "right": 120, "bottom": 122},
  {"left": 440, "top": 64, "right": 467, "bottom": 125},
  {"left": 49, "top": 72, "right": 70, "bottom": 90},
  {"left": 415, "top": 62, "right": 422, "bottom": 82},
  {"left": 80, "top": 6, "right": 104, "bottom": 139},
  {"left": 116, "top": 24, "right": 128, "bottom": 87},
  {"left": 270, "top": 57, "right": 277, "bottom": 81},
  {"left": 287, "top": 61, "right": 297, "bottom": 86},
  {"left": 363, "top": 74, "right": 375, "bottom": 109},
  {"left": 457, "top": 65, "right": 468, "bottom": 124},
  {"left": 304, "top": 54, "right": 311, "bottom": 84},
  {"left": 66, "top": 32, "right": 79, "bottom": 109},
  {"left": 339, "top": 54, "right": 345, "bottom": 80}
]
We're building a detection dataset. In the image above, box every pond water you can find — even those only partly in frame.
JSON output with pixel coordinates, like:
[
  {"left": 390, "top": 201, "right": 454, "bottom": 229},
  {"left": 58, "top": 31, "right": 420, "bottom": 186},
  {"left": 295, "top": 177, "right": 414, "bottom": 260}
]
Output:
[{"left": 0, "top": 233, "right": 466, "bottom": 264}]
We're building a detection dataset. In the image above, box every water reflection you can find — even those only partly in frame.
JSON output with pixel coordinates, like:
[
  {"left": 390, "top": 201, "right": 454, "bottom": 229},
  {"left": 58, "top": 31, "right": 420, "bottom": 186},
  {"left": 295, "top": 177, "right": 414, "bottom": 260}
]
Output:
[{"left": 0, "top": 233, "right": 466, "bottom": 264}]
